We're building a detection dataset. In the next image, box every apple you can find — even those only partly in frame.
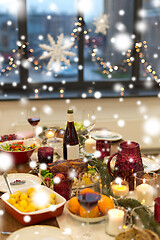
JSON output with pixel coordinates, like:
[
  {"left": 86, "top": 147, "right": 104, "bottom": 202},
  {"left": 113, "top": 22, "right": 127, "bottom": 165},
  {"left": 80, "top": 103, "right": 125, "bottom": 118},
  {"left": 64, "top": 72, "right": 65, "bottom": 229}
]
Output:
[{"left": 54, "top": 173, "right": 65, "bottom": 180}]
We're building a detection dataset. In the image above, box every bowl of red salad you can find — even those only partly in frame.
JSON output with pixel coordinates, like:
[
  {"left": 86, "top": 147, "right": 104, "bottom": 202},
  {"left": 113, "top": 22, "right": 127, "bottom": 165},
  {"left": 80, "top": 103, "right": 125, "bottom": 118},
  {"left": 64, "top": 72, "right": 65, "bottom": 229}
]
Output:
[{"left": 0, "top": 139, "right": 37, "bottom": 164}]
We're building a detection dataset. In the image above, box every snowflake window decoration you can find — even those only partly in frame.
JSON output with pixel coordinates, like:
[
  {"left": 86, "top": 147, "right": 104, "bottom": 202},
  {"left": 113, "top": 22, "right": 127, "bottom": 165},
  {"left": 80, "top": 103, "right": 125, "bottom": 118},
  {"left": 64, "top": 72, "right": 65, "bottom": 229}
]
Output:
[
  {"left": 39, "top": 33, "right": 76, "bottom": 71},
  {"left": 94, "top": 14, "right": 109, "bottom": 35}
]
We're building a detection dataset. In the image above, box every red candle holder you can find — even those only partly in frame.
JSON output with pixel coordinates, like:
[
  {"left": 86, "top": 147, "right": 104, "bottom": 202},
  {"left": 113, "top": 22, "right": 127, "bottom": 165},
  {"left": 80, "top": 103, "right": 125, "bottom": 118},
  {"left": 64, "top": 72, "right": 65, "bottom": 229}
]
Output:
[
  {"left": 38, "top": 147, "right": 54, "bottom": 164},
  {"left": 154, "top": 197, "right": 160, "bottom": 223},
  {"left": 96, "top": 140, "right": 111, "bottom": 159},
  {"left": 53, "top": 172, "right": 72, "bottom": 201}
]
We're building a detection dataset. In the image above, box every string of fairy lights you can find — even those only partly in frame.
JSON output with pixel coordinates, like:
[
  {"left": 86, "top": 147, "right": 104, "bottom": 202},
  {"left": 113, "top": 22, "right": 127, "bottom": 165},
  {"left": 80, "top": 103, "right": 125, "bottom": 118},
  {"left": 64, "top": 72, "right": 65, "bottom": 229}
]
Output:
[{"left": 0, "top": 16, "right": 159, "bottom": 98}]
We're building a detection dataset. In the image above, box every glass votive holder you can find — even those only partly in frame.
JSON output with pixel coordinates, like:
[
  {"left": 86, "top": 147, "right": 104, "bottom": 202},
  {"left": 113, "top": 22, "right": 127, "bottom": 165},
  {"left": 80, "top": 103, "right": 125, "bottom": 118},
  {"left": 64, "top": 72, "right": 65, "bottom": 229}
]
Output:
[
  {"left": 110, "top": 178, "right": 129, "bottom": 198},
  {"left": 134, "top": 171, "right": 157, "bottom": 206},
  {"left": 53, "top": 172, "right": 72, "bottom": 201},
  {"left": 154, "top": 197, "right": 160, "bottom": 223},
  {"left": 96, "top": 139, "right": 111, "bottom": 159},
  {"left": 105, "top": 207, "right": 130, "bottom": 237},
  {"left": 38, "top": 147, "right": 54, "bottom": 164},
  {"left": 45, "top": 128, "right": 55, "bottom": 139}
]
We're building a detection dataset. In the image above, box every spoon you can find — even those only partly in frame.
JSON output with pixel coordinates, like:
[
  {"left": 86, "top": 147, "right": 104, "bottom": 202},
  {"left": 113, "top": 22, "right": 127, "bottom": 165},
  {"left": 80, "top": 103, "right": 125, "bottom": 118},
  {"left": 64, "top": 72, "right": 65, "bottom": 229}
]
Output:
[
  {"left": 3, "top": 172, "right": 13, "bottom": 194},
  {"left": 1, "top": 231, "right": 12, "bottom": 235}
]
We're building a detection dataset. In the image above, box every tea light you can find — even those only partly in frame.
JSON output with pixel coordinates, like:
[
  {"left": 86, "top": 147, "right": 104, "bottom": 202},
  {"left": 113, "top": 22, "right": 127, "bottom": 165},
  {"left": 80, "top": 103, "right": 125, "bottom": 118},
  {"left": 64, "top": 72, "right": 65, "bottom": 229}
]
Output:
[
  {"left": 136, "top": 179, "right": 154, "bottom": 206},
  {"left": 111, "top": 184, "right": 129, "bottom": 197},
  {"left": 105, "top": 208, "right": 125, "bottom": 236},
  {"left": 111, "top": 178, "right": 129, "bottom": 197},
  {"left": 45, "top": 128, "right": 55, "bottom": 139},
  {"left": 85, "top": 138, "right": 96, "bottom": 154}
]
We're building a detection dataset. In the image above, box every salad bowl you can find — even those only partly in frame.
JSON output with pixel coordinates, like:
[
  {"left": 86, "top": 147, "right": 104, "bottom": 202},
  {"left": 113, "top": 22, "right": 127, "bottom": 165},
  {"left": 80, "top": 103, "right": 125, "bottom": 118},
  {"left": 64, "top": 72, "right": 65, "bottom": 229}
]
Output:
[{"left": 0, "top": 139, "right": 37, "bottom": 164}]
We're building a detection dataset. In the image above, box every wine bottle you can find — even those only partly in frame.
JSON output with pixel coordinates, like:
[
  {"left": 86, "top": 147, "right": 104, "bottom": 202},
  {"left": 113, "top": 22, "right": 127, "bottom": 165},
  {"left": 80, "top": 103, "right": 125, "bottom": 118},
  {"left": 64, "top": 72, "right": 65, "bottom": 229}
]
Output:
[{"left": 63, "top": 109, "right": 79, "bottom": 160}]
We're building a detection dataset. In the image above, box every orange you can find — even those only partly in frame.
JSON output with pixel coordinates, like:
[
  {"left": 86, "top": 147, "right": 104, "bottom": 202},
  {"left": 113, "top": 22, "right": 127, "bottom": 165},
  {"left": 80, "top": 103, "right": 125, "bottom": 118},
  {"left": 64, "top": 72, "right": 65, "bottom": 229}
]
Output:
[
  {"left": 80, "top": 188, "right": 95, "bottom": 194},
  {"left": 79, "top": 205, "right": 99, "bottom": 218},
  {"left": 98, "top": 195, "right": 114, "bottom": 214},
  {"left": 68, "top": 197, "right": 80, "bottom": 214}
]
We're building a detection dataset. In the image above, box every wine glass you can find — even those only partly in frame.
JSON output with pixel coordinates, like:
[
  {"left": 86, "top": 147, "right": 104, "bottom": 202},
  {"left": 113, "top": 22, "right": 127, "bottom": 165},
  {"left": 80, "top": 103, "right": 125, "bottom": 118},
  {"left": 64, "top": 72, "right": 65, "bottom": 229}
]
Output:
[
  {"left": 83, "top": 110, "right": 96, "bottom": 137},
  {"left": 77, "top": 191, "right": 101, "bottom": 240},
  {"left": 27, "top": 107, "right": 40, "bottom": 139}
]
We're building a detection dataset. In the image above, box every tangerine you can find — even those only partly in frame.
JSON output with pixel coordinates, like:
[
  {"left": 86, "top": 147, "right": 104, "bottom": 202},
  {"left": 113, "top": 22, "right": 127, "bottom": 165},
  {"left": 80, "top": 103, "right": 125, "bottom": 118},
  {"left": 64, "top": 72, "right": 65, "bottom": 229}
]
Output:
[
  {"left": 80, "top": 188, "right": 95, "bottom": 194},
  {"left": 79, "top": 205, "right": 99, "bottom": 218},
  {"left": 68, "top": 196, "right": 80, "bottom": 214},
  {"left": 98, "top": 195, "right": 114, "bottom": 214}
]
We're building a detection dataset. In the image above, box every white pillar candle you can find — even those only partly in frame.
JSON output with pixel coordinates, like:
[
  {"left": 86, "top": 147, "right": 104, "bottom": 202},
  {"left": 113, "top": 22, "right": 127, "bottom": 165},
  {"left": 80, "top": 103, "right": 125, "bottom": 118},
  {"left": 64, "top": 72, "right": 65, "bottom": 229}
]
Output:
[
  {"left": 85, "top": 138, "right": 96, "bottom": 154},
  {"left": 136, "top": 182, "right": 154, "bottom": 206},
  {"left": 111, "top": 184, "right": 129, "bottom": 197},
  {"left": 105, "top": 209, "right": 124, "bottom": 236}
]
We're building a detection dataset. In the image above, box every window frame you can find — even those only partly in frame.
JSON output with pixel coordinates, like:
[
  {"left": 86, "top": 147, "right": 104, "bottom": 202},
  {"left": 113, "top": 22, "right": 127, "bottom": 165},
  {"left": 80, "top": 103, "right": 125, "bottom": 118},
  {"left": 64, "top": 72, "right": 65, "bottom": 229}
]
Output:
[{"left": 0, "top": 0, "right": 159, "bottom": 99}]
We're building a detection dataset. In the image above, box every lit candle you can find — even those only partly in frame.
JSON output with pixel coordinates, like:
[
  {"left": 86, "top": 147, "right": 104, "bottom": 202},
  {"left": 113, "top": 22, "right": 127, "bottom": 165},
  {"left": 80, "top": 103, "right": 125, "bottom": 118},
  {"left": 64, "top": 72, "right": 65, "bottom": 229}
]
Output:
[
  {"left": 105, "top": 208, "right": 125, "bottom": 236},
  {"left": 136, "top": 179, "right": 155, "bottom": 206},
  {"left": 111, "top": 183, "right": 129, "bottom": 197},
  {"left": 85, "top": 138, "right": 96, "bottom": 154},
  {"left": 45, "top": 129, "right": 55, "bottom": 139}
]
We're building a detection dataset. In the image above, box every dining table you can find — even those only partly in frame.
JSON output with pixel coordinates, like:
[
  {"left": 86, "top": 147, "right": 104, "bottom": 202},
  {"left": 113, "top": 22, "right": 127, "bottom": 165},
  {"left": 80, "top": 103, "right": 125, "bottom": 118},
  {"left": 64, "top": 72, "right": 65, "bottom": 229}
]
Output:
[{"left": 0, "top": 139, "right": 160, "bottom": 240}]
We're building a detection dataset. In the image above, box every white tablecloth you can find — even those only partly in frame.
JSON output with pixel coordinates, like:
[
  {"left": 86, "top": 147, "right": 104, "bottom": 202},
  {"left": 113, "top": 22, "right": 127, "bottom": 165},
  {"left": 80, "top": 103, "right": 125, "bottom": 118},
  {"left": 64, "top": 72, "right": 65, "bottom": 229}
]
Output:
[{"left": 57, "top": 205, "right": 114, "bottom": 240}]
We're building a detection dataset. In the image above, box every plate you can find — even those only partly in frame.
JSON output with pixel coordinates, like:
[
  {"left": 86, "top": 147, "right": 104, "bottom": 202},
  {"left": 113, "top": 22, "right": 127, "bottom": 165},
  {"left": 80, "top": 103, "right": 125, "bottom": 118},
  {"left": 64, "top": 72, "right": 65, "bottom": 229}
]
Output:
[
  {"left": 66, "top": 202, "right": 105, "bottom": 223},
  {"left": 7, "top": 225, "right": 72, "bottom": 240},
  {"left": 90, "top": 130, "right": 122, "bottom": 141},
  {"left": 0, "top": 173, "right": 41, "bottom": 193},
  {"left": 142, "top": 157, "right": 160, "bottom": 172}
]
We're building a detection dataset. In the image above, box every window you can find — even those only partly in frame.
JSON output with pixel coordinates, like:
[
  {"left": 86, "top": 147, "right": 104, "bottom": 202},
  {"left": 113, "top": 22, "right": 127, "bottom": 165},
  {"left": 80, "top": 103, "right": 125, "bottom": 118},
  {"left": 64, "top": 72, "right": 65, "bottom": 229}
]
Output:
[{"left": 0, "top": 0, "right": 159, "bottom": 100}]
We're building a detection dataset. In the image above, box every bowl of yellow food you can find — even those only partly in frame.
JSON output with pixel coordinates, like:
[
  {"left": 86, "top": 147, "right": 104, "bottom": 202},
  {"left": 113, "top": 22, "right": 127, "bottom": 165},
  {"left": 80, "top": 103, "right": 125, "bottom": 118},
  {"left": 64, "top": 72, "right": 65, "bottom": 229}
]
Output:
[{"left": 1, "top": 185, "right": 66, "bottom": 225}]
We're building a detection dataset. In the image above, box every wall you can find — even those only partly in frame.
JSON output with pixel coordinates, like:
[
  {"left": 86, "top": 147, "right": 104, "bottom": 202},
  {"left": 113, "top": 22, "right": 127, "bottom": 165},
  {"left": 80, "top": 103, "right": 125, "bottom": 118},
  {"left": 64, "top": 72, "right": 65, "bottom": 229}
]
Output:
[{"left": 0, "top": 96, "right": 160, "bottom": 152}]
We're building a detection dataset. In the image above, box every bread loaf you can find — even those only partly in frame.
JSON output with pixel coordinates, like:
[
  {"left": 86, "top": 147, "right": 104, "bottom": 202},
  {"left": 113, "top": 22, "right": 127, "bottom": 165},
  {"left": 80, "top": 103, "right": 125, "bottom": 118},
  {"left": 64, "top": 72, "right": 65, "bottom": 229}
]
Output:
[{"left": 115, "top": 226, "right": 159, "bottom": 240}]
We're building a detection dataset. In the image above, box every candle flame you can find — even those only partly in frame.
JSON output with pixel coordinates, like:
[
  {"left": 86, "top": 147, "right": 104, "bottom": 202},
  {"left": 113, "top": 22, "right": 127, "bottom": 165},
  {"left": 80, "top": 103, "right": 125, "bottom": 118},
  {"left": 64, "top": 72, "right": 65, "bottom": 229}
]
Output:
[{"left": 143, "top": 178, "right": 145, "bottom": 184}]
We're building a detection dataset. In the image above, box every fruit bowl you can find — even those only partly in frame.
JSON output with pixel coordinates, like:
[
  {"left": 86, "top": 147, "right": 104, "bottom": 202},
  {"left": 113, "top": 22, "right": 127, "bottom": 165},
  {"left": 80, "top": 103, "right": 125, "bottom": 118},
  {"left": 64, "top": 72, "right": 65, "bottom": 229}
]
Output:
[
  {"left": 66, "top": 202, "right": 106, "bottom": 223},
  {"left": 0, "top": 139, "right": 37, "bottom": 164},
  {"left": 1, "top": 185, "right": 66, "bottom": 226}
]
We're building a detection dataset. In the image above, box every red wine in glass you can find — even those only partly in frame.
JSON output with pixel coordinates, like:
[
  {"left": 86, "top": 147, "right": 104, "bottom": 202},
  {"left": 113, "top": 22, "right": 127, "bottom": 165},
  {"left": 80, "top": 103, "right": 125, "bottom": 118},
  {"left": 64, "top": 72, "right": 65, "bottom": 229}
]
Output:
[
  {"left": 28, "top": 118, "right": 40, "bottom": 127},
  {"left": 78, "top": 192, "right": 101, "bottom": 211},
  {"left": 27, "top": 107, "right": 40, "bottom": 139}
]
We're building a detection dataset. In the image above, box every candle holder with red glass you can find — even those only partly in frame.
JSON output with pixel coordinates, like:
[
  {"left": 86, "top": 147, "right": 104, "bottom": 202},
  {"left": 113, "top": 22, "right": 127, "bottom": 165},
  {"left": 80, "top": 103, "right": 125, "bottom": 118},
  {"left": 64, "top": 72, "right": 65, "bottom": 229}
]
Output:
[
  {"left": 96, "top": 139, "right": 111, "bottom": 159},
  {"left": 154, "top": 197, "right": 160, "bottom": 223},
  {"left": 53, "top": 172, "right": 72, "bottom": 201}
]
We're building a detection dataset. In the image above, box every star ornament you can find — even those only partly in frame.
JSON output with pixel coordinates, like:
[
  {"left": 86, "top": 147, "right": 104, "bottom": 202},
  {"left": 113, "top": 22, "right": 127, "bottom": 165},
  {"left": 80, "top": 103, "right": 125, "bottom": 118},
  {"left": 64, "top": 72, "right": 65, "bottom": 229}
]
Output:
[
  {"left": 39, "top": 33, "right": 76, "bottom": 71},
  {"left": 94, "top": 14, "right": 109, "bottom": 35}
]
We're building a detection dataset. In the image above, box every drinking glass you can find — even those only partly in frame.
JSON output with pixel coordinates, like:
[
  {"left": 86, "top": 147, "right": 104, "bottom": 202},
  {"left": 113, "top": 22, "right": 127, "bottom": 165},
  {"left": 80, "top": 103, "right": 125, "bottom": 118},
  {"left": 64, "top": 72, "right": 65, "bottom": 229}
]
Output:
[
  {"left": 77, "top": 191, "right": 101, "bottom": 240},
  {"left": 27, "top": 107, "right": 40, "bottom": 139},
  {"left": 83, "top": 110, "right": 96, "bottom": 137}
]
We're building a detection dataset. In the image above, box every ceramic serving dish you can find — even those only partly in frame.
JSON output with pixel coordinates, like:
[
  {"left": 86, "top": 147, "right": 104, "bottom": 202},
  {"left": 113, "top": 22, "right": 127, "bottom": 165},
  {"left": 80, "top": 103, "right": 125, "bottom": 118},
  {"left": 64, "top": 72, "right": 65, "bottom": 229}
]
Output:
[{"left": 1, "top": 185, "right": 66, "bottom": 226}]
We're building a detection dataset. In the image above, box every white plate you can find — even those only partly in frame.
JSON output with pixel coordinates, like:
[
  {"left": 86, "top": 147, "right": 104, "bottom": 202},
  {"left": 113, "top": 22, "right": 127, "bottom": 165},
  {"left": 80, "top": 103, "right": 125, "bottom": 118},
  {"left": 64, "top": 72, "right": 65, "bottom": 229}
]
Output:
[
  {"left": 0, "top": 173, "right": 41, "bottom": 193},
  {"left": 66, "top": 202, "right": 105, "bottom": 223},
  {"left": 142, "top": 157, "right": 160, "bottom": 172},
  {"left": 7, "top": 225, "right": 72, "bottom": 240},
  {"left": 90, "top": 130, "right": 122, "bottom": 141},
  {"left": 104, "top": 156, "right": 160, "bottom": 172}
]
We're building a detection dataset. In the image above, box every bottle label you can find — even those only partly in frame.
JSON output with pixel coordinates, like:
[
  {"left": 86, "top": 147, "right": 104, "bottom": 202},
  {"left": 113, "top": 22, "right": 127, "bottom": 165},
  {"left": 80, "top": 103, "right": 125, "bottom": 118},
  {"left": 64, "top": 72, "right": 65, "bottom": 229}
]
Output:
[{"left": 67, "top": 144, "right": 79, "bottom": 160}]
